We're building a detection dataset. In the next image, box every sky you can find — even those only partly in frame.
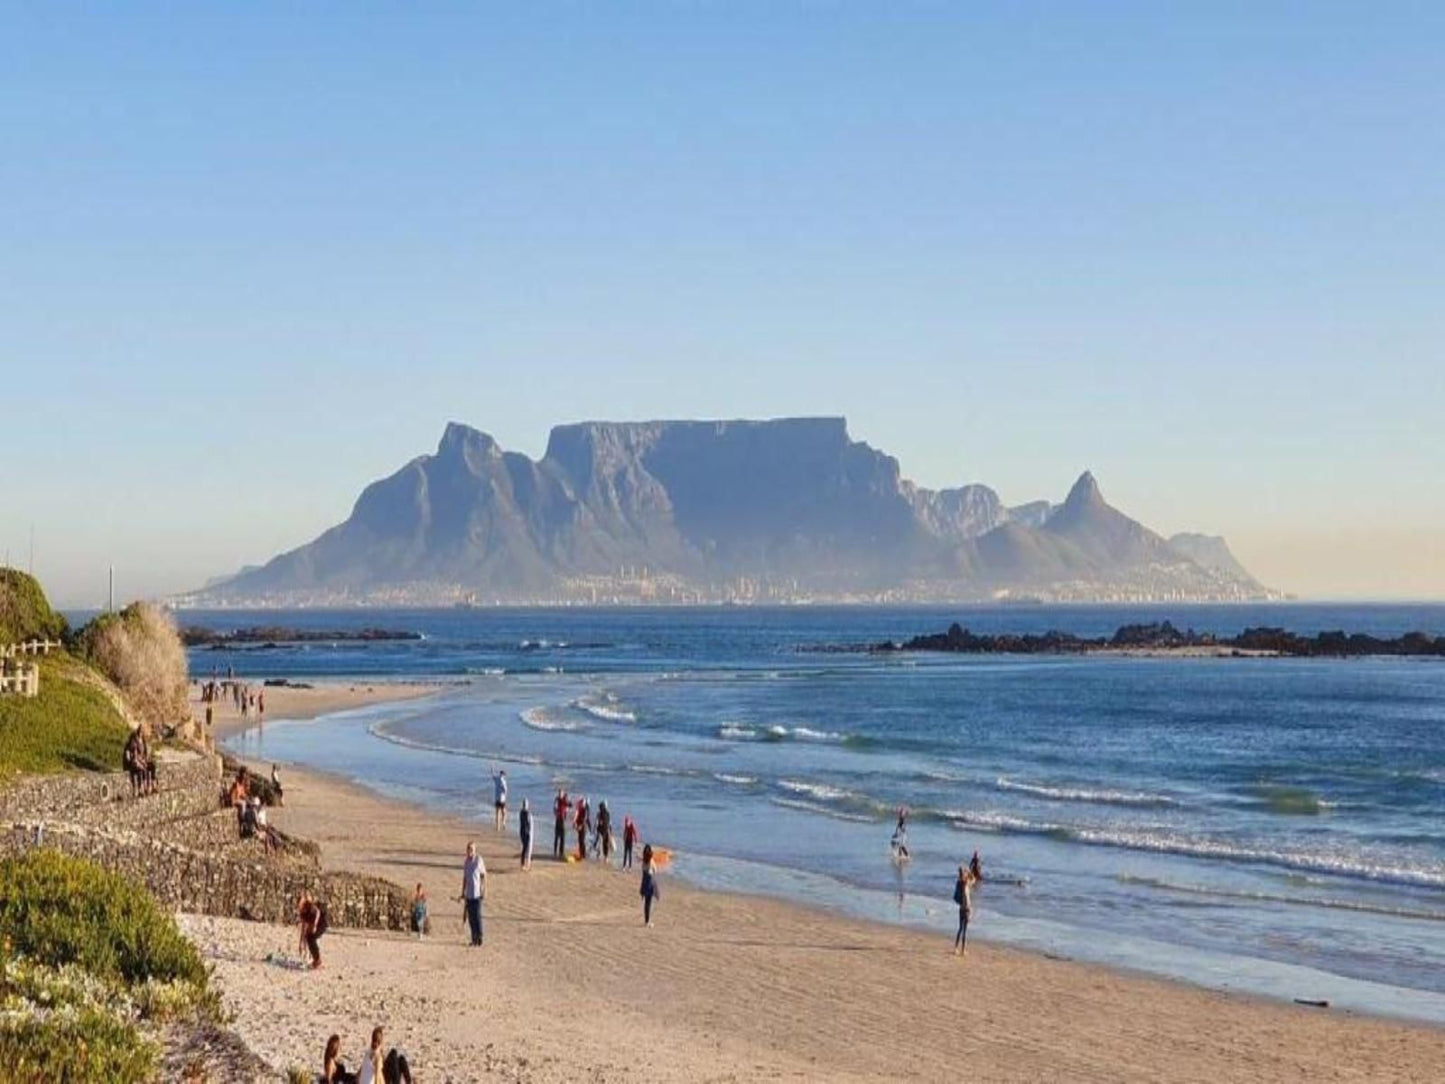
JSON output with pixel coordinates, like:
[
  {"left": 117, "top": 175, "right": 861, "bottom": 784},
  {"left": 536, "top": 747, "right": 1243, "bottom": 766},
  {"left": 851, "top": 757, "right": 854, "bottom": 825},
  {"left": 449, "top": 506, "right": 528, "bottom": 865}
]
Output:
[{"left": 1, "top": 2, "right": 1441, "bottom": 606}]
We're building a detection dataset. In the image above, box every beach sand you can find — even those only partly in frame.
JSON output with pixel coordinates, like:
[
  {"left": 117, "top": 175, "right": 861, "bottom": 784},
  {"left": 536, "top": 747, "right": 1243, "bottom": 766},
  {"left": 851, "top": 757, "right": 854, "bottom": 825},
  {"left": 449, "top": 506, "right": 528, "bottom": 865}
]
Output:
[
  {"left": 181, "top": 702, "right": 1445, "bottom": 1083},
  {"left": 192, "top": 678, "right": 440, "bottom": 741}
]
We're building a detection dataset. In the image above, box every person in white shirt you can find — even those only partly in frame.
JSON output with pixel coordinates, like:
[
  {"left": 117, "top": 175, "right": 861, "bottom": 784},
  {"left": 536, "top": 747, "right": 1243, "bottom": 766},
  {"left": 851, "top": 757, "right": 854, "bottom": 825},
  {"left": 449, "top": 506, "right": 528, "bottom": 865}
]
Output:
[
  {"left": 492, "top": 768, "right": 508, "bottom": 830},
  {"left": 461, "top": 841, "right": 486, "bottom": 946}
]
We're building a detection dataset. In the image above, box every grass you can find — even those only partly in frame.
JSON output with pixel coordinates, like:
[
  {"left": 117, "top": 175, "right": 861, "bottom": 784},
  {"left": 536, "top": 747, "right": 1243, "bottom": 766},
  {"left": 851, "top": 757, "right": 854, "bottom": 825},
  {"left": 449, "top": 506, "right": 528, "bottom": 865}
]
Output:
[
  {"left": 0, "top": 850, "right": 217, "bottom": 1083},
  {"left": 0, "top": 567, "right": 67, "bottom": 645},
  {"left": 0, "top": 653, "right": 130, "bottom": 777}
]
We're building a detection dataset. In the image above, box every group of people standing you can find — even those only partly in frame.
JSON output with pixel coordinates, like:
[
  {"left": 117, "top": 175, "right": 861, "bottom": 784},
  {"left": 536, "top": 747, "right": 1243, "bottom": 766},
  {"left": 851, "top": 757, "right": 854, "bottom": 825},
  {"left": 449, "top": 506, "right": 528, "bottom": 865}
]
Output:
[{"left": 547, "top": 786, "right": 639, "bottom": 868}]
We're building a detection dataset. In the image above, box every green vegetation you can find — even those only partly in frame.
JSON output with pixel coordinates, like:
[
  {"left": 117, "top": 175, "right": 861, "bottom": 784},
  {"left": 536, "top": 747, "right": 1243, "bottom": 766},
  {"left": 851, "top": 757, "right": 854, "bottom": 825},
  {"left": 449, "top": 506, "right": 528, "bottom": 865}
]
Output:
[
  {"left": 0, "top": 654, "right": 130, "bottom": 777},
  {"left": 0, "top": 567, "right": 67, "bottom": 645},
  {"left": 0, "top": 851, "right": 217, "bottom": 1083}
]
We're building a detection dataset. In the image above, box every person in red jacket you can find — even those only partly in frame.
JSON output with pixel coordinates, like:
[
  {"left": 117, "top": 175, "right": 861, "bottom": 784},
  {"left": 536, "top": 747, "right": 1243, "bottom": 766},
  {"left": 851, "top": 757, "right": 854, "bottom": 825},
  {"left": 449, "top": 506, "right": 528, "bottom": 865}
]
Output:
[
  {"left": 574, "top": 796, "right": 590, "bottom": 859},
  {"left": 622, "top": 815, "right": 639, "bottom": 869}
]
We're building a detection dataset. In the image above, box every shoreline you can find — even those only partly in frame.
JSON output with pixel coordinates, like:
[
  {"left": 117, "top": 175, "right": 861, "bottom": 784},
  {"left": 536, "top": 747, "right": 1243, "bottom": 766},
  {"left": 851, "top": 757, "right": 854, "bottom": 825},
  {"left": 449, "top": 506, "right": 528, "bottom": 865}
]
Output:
[{"left": 189, "top": 681, "right": 1445, "bottom": 1082}]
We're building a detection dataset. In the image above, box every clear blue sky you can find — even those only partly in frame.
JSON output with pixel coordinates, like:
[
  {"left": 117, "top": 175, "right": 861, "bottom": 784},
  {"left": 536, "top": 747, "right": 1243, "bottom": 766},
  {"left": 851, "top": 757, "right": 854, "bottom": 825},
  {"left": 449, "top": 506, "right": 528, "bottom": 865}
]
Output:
[{"left": 2, "top": 3, "right": 1441, "bottom": 604}]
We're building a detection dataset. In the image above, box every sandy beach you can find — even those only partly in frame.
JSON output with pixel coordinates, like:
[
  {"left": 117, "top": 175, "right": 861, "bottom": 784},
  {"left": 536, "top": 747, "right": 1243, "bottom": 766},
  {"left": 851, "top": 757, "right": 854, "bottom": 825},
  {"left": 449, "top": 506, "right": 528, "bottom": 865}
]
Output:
[
  {"left": 181, "top": 686, "right": 1445, "bottom": 1083},
  {"left": 193, "top": 678, "right": 441, "bottom": 741}
]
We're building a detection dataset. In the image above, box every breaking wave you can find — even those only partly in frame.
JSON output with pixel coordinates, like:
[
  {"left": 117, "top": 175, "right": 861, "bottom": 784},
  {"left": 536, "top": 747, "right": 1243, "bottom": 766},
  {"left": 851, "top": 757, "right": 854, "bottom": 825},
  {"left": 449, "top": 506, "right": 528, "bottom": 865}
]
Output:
[{"left": 996, "top": 776, "right": 1178, "bottom": 808}]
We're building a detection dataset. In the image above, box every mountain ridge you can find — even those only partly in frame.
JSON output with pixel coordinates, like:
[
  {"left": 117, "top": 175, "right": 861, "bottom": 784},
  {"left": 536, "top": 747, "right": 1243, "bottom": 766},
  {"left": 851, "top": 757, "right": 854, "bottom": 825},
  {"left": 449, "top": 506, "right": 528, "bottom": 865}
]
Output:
[{"left": 193, "top": 418, "right": 1274, "bottom": 605}]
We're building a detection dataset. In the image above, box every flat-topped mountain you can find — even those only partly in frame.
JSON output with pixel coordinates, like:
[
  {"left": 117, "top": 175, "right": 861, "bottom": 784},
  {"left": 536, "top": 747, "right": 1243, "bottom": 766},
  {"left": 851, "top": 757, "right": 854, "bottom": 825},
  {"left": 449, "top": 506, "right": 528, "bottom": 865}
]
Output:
[{"left": 196, "top": 418, "right": 1273, "bottom": 605}]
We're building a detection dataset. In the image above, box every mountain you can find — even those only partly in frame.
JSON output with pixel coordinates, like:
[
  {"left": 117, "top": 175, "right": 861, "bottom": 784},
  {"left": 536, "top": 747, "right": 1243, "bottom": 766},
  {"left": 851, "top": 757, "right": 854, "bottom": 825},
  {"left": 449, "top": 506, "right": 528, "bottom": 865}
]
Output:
[
  {"left": 1167, "top": 532, "right": 1264, "bottom": 590},
  {"left": 195, "top": 418, "right": 1274, "bottom": 605}
]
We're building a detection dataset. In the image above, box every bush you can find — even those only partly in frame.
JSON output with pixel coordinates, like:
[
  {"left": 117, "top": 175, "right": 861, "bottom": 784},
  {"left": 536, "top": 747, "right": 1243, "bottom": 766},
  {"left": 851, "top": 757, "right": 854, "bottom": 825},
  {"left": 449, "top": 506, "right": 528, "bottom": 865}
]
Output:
[
  {"left": 0, "top": 655, "right": 130, "bottom": 776},
  {"left": 0, "top": 568, "right": 67, "bottom": 645},
  {"left": 75, "top": 602, "right": 190, "bottom": 727},
  {"left": 0, "top": 1005, "right": 156, "bottom": 1084},
  {"left": 0, "top": 850, "right": 207, "bottom": 989}
]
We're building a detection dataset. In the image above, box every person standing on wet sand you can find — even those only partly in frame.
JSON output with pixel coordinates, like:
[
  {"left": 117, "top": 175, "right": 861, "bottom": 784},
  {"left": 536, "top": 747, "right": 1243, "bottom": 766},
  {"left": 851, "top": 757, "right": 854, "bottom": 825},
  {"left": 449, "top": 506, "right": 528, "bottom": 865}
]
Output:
[
  {"left": 640, "top": 843, "right": 661, "bottom": 926},
  {"left": 461, "top": 841, "right": 486, "bottom": 946},
  {"left": 574, "top": 795, "right": 590, "bottom": 860},
  {"left": 552, "top": 789, "right": 571, "bottom": 859},
  {"left": 953, "top": 865, "right": 976, "bottom": 956},
  {"left": 492, "top": 767, "right": 508, "bottom": 831},
  {"left": 622, "top": 815, "right": 638, "bottom": 869},
  {"left": 519, "top": 798, "right": 534, "bottom": 869}
]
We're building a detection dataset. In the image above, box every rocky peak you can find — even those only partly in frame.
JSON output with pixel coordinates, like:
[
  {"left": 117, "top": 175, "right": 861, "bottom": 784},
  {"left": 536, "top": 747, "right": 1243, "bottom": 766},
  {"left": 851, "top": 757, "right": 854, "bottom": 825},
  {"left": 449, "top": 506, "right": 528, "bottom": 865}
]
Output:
[{"left": 1062, "top": 470, "right": 1104, "bottom": 511}]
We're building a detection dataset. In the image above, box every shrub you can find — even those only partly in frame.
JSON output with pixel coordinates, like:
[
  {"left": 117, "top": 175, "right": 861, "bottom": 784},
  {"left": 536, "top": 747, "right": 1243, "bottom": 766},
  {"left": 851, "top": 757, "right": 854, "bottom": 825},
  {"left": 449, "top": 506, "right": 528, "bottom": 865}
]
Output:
[
  {"left": 0, "top": 568, "right": 67, "bottom": 645},
  {"left": 0, "top": 1005, "right": 156, "bottom": 1084},
  {"left": 0, "top": 655, "right": 130, "bottom": 775},
  {"left": 0, "top": 850, "right": 207, "bottom": 989},
  {"left": 75, "top": 602, "right": 190, "bottom": 727}
]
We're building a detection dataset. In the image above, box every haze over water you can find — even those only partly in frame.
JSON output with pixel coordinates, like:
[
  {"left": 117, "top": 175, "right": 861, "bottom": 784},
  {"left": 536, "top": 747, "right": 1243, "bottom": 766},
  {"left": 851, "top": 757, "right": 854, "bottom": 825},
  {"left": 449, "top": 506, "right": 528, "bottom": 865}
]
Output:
[{"left": 206, "top": 603, "right": 1445, "bottom": 1022}]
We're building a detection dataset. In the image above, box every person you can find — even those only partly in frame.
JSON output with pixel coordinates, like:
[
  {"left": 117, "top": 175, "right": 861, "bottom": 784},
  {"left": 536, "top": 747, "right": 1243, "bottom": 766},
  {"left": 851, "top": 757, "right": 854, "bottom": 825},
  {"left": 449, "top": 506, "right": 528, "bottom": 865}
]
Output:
[
  {"left": 410, "top": 883, "right": 429, "bottom": 938},
  {"left": 622, "top": 816, "right": 638, "bottom": 869},
  {"left": 323, "top": 1034, "right": 356, "bottom": 1083},
  {"left": 518, "top": 798, "right": 533, "bottom": 870},
  {"left": 123, "top": 727, "right": 146, "bottom": 798},
  {"left": 596, "top": 801, "right": 613, "bottom": 864},
  {"left": 240, "top": 796, "right": 259, "bottom": 839},
  {"left": 492, "top": 768, "right": 508, "bottom": 831},
  {"left": 298, "top": 891, "right": 326, "bottom": 969},
  {"left": 358, "top": 1024, "right": 412, "bottom": 1084},
  {"left": 257, "top": 689, "right": 265, "bottom": 718},
  {"left": 969, "top": 849, "right": 983, "bottom": 882},
  {"left": 953, "top": 865, "right": 976, "bottom": 956},
  {"left": 460, "top": 841, "right": 486, "bottom": 946},
  {"left": 552, "top": 789, "right": 571, "bottom": 860},
  {"left": 890, "top": 805, "right": 911, "bottom": 860},
  {"left": 574, "top": 796, "right": 590, "bottom": 860},
  {"left": 271, "top": 763, "right": 284, "bottom": 807},
  {"left": 640, "top": 844, "right": 661, "bottom": 926},
  {"left": 254, "top": 797, "right": 278, "bottom": 854}
]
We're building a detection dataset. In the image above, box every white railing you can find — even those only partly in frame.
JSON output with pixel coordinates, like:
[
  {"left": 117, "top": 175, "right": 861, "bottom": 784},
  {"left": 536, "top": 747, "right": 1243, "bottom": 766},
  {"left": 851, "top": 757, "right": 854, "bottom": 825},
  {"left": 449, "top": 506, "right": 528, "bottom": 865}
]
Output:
[
  {"left": 0, "top": 662, "right": 39, "bottom": 697},
  {"left": 0, "top": 639, "right": 60, "bottom": 659}
]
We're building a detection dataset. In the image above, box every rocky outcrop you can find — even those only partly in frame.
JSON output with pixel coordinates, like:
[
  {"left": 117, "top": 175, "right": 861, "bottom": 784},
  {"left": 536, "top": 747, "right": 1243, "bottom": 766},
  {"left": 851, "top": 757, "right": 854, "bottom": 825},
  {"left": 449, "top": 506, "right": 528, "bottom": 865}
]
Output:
[{"left": 198, "top": 418, "right": 1273, "bottom": 604}]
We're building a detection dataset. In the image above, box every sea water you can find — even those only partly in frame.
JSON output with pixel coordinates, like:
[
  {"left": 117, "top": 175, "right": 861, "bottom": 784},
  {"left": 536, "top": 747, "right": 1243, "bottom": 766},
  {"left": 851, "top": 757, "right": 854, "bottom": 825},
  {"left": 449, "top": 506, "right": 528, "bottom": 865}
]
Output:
[{"left": 201, "top": 604, "right": 1445, "bottom": 1022}]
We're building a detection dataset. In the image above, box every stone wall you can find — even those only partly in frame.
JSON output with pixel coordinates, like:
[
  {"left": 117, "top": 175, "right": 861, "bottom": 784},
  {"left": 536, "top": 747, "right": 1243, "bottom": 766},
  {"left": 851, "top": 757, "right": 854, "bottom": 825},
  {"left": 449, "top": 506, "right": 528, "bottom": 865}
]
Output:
[
  {"left": 0, "top": 750, "right": 222, "bottom": 822},
  {"left": 2, "top": 822, "right": 410, "bottom": 930}
]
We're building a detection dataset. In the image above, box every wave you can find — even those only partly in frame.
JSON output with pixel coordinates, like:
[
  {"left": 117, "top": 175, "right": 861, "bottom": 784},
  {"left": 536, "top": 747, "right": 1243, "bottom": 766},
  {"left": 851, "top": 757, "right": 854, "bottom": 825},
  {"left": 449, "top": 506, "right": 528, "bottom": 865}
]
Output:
[
  {"left": 770, "top": 797, "right": 876, "bottom": 824},
  {"left": 574, "top": 694, "right": 637, "bottom": 724},
  {"left": 626, "top": 763, "right": 697, "bottom": 778},
  {"left": 465, "top": 666, "right": 507, "bottom": 676},
  {"left": 996, "top": 776, "right": 1178, "bottom": 808},
  {"left": 938, "top": 810, "right": 1445, "bottom": 889},
  {"left": 714, "top": 723, "right": 846, "bottom": 743},
  {"left": 778, "top": 779, "right": 853, "bottom": 802},
  {"left": 519, "top": 707, "right": 583, "bottom": 733},
  {"left": 713, "top": 773, "right": 759, "bottom": 786},
  {"left": 1117, "top": 875, "right": 1445, "bottom": 923}
]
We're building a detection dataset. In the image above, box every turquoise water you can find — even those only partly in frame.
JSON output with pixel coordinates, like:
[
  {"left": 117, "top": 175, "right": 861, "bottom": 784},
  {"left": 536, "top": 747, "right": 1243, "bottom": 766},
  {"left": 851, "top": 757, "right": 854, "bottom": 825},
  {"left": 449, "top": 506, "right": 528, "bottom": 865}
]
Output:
[{"left": 201, "top": 604, "right": 1445, "bottom": 1022}]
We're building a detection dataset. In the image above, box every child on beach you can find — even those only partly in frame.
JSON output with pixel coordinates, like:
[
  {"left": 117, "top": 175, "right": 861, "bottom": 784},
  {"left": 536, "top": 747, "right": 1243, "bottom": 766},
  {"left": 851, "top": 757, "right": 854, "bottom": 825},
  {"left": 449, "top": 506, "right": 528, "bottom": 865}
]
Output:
[
  {"left": 410, "top": 883, "right": 429, "bottom": 938},
  {"left": 622, "top": 816, "right": 638, "bottom": 869},
  {"left": 640, "top": 843, "right": 661, "bottom": 927},
  {"left": 519, "top": 798, "right": 533, "bottom": 869}
]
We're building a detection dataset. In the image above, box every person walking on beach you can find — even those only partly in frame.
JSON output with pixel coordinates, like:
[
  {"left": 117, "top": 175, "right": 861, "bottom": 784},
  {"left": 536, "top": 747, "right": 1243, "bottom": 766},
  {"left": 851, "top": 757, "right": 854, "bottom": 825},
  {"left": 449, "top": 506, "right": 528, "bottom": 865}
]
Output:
[
  {"left": 891, "top": 805, "right": 911, "bottom": 860},
  {"left": 492, "top": 767, "right": 508, "bottom": 831},
  {"left": 519, "top": 798, "right": 534, "bottom": 869},
  {"left": 553, "top": 789, "right": 571, "bottom": 860},
  {"left": 461, "top": 841, "right": 486, "bottom": 946},
  {"left": 410, "top": 883, "right": 429, "bottom": 938},
  {"left": 953, "top": 864, "right": 976, "bottom": 956},
  {"left": 622, "top": 815, "right": 638, "bottom": 869},
  {"left": 640, "top": 844, "right": 661, "bottom": 927}
]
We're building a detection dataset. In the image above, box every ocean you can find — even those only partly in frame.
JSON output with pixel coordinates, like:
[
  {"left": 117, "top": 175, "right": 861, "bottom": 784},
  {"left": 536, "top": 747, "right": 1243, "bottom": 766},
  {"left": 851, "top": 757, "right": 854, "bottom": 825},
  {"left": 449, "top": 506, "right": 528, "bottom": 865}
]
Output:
[{"left": 198, "top": 603, "right": 1445, "bottom": 1023}]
